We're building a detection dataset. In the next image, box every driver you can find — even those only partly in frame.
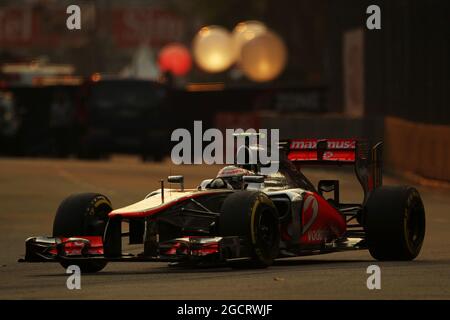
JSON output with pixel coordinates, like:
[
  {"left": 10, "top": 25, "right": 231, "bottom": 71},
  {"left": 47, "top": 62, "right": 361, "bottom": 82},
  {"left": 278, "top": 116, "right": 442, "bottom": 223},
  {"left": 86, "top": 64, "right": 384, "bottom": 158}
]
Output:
[{"left": 214, "top": 165, "right": 254, "bottom": 190}]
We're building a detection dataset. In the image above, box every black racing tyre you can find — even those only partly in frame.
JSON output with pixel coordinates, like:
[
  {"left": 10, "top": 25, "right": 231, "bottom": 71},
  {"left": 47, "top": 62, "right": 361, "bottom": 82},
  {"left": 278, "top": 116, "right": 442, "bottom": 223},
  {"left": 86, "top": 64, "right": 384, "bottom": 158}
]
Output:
[
  {"left": 364, "top": 186, "right": 425, "bottom": 261},
  {"left": 53, "top": 193, "right": 113, "bottom": 273},
  {"left": 219, "top": 191, "right": 279, "bottom": 268}
]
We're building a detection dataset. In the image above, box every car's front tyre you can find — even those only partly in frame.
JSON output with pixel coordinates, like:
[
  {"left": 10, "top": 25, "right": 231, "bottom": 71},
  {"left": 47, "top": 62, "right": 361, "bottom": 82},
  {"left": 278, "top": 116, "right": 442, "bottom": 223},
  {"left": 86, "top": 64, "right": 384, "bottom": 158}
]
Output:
[
  {"left": 53, "top": 193, "right": 112, "bottom": 273},
  {"left": 219, "top": 191, "right": 280, "bottom": 268}
]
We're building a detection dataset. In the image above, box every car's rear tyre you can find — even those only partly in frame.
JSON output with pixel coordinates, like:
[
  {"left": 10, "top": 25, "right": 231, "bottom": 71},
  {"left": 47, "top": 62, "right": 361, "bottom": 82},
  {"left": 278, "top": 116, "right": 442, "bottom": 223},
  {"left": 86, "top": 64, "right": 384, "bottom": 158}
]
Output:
[
  {"left": 219, "top": 191, "right": 279, "bottom": 268},
  {"left": 364, "top": 186, "right": 425, "bottom": 261},
  {"left": 53, "top": 193, "right": 112, "bottom": 273}
]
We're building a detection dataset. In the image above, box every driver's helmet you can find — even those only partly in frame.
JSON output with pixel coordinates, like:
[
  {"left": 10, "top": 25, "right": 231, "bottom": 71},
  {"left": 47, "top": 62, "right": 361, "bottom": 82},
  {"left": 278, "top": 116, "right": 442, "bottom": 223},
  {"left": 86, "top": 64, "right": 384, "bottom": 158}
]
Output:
[{"left": 216, "top": 165, "right": 254, "bottom": 189}]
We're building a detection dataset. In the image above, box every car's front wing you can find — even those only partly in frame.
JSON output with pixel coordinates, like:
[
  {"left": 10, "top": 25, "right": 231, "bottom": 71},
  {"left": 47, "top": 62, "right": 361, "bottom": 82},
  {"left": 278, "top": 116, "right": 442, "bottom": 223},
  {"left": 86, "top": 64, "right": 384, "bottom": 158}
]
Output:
[{"left": 18, "top": 235, "right": 249, "bottom": 265}]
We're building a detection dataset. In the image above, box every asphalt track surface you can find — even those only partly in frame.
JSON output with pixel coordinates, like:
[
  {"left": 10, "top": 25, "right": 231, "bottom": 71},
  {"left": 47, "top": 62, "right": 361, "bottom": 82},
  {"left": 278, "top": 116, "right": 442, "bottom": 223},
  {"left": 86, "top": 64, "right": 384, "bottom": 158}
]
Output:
[{"left": 0, "top": 156, "right": 449, "bottom": 299}]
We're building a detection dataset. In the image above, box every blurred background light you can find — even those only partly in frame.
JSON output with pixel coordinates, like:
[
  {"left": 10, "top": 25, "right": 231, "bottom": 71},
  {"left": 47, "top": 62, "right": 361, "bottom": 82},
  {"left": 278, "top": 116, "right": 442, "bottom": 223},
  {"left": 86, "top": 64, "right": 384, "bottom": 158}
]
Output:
[
  {"left": 240, "top": 30, "right": 287, "bottom": 82},
  {"left": 90, "top": 72, "right": 101, "bottom": 82},
  {"left": 232, "top": 20, "right": 267, "bottom": 63},
  {"left": 158, "top": 43, "right": 192, "bottom": 76},
  {"left": 192, "top": 26, "right": 235, "bottom": 73}
]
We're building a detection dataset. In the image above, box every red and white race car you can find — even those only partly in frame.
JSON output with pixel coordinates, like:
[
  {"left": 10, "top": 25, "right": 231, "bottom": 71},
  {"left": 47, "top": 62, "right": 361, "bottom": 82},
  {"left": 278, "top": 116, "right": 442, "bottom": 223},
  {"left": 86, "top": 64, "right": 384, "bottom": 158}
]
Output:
[{"left": 21, "top": 139, "right": 426, "bottom": 272}]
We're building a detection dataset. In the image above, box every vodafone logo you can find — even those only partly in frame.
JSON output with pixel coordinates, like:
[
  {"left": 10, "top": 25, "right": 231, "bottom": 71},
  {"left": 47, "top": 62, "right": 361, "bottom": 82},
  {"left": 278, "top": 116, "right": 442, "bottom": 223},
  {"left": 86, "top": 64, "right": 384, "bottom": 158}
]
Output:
[
  {"left": 307, "top": 229, "right": 328, "bottom": 241},
  {"left": 302, "top": 194, "right": 318, "bottom": 233}
]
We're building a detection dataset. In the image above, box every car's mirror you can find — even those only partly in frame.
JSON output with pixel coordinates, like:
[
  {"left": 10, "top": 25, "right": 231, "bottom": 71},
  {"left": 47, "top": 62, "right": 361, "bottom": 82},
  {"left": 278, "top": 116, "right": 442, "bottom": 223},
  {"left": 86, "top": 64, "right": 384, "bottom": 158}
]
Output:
[
  {"left": 168, "top": 175, "right": 184, "bottom": 191},
  {"left": 318, "top": 179, "right": 339, "bottom": 203}
]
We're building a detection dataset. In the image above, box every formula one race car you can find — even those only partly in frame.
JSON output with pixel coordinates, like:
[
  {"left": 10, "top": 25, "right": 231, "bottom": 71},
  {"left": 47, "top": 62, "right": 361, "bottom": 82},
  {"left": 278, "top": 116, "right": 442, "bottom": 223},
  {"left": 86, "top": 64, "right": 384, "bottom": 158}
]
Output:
[{"left": 20, "top": 139, "right": 426, "bottom": 272}]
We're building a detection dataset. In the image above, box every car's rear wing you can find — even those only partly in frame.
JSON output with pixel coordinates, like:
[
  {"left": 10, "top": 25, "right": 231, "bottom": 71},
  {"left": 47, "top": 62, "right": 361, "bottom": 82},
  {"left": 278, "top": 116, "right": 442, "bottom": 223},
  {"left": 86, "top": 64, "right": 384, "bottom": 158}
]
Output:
[
  {"left": 286, "top": 138, "right": 358, "bottom": 164},
  {"left": 280, "top": 138, "right": 383, "bottom": 202}
]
